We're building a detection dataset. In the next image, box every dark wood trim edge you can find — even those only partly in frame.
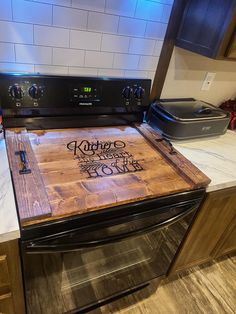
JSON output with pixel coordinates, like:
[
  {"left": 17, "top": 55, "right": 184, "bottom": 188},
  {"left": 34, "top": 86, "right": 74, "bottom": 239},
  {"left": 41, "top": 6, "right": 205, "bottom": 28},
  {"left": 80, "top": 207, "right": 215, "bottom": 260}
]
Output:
[{"left": 150, "top": 0, "right": 187, "bottom": 102}]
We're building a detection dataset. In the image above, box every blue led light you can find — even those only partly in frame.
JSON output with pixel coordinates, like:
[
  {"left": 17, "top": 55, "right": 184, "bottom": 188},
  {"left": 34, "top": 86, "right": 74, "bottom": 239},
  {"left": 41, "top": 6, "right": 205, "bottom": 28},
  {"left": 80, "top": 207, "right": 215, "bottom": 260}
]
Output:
[{"left": 7, "top": 72, "right": 23, "bottom": 76}]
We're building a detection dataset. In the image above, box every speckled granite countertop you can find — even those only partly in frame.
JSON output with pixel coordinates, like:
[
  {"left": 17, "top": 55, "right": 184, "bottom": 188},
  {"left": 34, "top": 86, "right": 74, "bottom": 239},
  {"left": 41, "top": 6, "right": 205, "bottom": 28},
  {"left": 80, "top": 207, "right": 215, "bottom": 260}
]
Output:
[{"left": 0, "top": 133, "right": 20, "bottom": 243}]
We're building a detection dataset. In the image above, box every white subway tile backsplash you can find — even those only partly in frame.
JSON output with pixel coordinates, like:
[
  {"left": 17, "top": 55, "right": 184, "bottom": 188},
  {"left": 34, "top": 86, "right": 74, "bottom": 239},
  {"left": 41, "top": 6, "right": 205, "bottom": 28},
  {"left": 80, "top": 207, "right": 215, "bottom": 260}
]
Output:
[
  {"left": 145, "top": 21, "right": 167, "bottom": 39},
  {"left": 147, "top": 71, "right": 156, "bottom": 82},
  {"left": 124, "top": 70, "right": 148, "bottom": 78},
  {"left": 68, "top": 67, "right": 98, "bottom": 76},
  {"left": 53, "top": 6, "right": 87, "bottom": 30},
  {"left": 159, "top": 0, "right": 174, "bottom": 5},
  {"left": 72, "top": 0, "right": 105, "bottom": 13},
  {"left": 15, "top": 44, "right": 52, "bottom": 64},
  {"left": 161, "top": 5, "right": 172, "bottom": 23},
  {"left": 139, "top": 55, "right": 159, "bottom": 71},
  {"left": 153, "top": 40, "right": 163, "bottom": 56},
  {"left": 12, "top": 0, "right": 52, "bottom": 25},
  {"left": 129, "top": 38, "right": 155, "bottom": 55},
  {"left": 98, "top": 68, "right": 124, "bottom": 77},
  {"left": 0, "top": 0, "right": 172, "bottom": 78},
  {"left": 118, "top": 17, "right": 146, "bottom": 37},
  {"left": 0, "top": 43, "right": 15, "bottom": 62},
  {"left": 113, "top": 53, "right": 140, "bottom": 70},
  {"left": 0, "top": 21, "right": 33, "bottom": 44},
  {"left": 0, "top": 1, "right": 12, "bottom": 21},
  {"left": 105, "top": 0, "right": 137, "bottom": 17},
  {"left": 135, "top": 0, "right": 163, "bottom": 22},
  {"left": 0, "top": 62, "right": 34, "bottom": 73},
  {"left": 53, "top": 48, "right": 84, "bottom": 66},
  {"left": 34, "top": 25, "right": 69, "bottom": 47},
  {"left": 70, "top": 30, "right": 102, "bottom": 51},
  {"left": 35, "top": 64, "right": 68, "bottom": 74},
  {"left": 88, "top": 12, "right": 119, "bottom": 34},
  {"left": 32, "top": 0, "right": 71, "bottom": 6},
  {"left": 85, "top": 51, "right": 113, "bottom": 68},
  {"left": 101, "top": 34, "right": 130, "bottom": 53}
]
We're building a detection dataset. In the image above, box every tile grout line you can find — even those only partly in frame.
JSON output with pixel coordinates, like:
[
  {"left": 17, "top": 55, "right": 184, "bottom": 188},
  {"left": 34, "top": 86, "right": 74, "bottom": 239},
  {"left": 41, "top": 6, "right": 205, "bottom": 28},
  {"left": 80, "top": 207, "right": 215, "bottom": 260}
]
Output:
[
  {"left": 51, "top": 47, "right": 53, "bottom": 66},
  {"left": 0, "top": 9, "right": 170, "bottom": 28},
  {"left": 83, "top": 49, "right": 86, "bottom": 68},
  {"left": 13, "top": 43, "right": 16, "bottom": 63},
  {"left": 0, "top": 19, "right": 167, "bottom": 41},
  {"left": 10, "top": 0, "right": 13, "bottom": 20},
  {"left": 0, "top": 60, "right": 155, "bottom": 74},
  {"left": 51, "top": 4, "right": 54, "bottom": 27},
  {"left": 33, "top": 24, "right": 35, "bottom": 45},
  {"left": 9, "top": 42, "right": 161, "bottom": 58},
  {"left": 134, "top": 0, "right": 138, "bottom": 17}
]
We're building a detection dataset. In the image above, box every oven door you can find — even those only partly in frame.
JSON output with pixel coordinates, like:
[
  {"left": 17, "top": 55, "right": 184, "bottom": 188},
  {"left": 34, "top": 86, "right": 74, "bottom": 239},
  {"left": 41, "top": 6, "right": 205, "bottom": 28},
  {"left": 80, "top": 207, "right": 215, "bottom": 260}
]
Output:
[{"left": 22, "top": 200, "right": 200, "bottom": 314}]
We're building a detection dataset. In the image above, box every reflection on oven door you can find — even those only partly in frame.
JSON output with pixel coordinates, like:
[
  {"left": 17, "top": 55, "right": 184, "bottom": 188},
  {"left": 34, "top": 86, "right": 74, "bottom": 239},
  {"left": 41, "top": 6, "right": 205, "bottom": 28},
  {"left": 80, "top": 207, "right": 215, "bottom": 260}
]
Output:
[{"left": 24, "top": 212, "right": 194, "bottom": 314}]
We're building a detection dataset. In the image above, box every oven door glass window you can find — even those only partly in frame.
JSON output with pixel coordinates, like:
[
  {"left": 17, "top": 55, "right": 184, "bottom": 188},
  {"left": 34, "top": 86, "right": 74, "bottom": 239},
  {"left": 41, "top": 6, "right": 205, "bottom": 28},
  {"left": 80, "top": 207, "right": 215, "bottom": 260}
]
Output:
[{"left": 23, "top": 202, "right": 198, "bottom": 314}]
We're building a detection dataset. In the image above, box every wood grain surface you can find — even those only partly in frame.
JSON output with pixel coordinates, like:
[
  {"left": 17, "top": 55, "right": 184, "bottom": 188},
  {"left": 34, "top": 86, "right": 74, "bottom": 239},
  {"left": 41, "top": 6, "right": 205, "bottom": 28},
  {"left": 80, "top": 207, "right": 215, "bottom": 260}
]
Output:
[
  {"left": 0, "top": 240, "right": 25, "bottom": 314},
  {"left": 135, "top": 123, "right": 211, "bottom": 188},
  {"left": 169, "top": 186, "right": 236, "bottom": 274},
  {"left": 6, "top": 125, "right": 210, "bottom": 225},
  {"left": 99, "top": 254, "right": 236, "bottom": 314},
  {"left": 5, "top": 129, "right": 52, "bottom": 222}
]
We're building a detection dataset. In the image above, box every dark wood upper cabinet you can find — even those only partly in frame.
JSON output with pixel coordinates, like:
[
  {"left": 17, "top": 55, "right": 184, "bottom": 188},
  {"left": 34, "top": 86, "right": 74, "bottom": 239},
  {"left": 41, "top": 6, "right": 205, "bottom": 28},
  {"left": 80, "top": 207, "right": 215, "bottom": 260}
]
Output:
[{"left": 175, "top": 0, "right": 236, "bottom": 60}]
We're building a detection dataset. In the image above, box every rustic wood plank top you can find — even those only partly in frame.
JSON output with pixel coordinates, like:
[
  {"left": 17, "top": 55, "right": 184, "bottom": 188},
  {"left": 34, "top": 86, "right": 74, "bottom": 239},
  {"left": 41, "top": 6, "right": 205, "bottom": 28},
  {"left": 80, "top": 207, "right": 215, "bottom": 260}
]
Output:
[
  {"left": 5, "top": 129, "right": 52, "bottom": 222},
  {"left": 135, "top": 123, "right": 211, "bottom": 188},
  {"left": 5, "top": 124, "right": 210, "bottom": 226}
]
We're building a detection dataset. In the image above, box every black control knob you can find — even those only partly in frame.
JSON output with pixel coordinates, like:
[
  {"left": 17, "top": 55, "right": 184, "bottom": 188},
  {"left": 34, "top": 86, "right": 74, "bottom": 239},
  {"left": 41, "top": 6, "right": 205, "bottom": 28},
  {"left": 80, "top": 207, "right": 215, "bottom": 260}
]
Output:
[
  {"left": 9, "top": 84, "right": 23, "bottom": 99},
  {"left": 29, "top": 85, "right": 42, "bottom": 99},
  {"left": 134, "top": 86, "right": 145, "bottom": 100},
  {"left": 122, "top": 86, "right": 133, "bottom": 100}
]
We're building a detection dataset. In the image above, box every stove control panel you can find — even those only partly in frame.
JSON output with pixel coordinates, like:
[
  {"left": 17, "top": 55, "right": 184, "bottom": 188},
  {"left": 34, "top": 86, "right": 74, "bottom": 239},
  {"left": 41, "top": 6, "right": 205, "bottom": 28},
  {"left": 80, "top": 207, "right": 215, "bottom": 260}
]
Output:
[
  {"left": 70, "top": 85, "right": 100, "bottom": 104},
  {"left": 0, "top": 74, "right": 151, "bottom": 118},
  {"left": 122, "top": 85, "right": 146, "bottom": 105},
  {"left": 7, "top": 80, "right": 45, "bottom": 108}
]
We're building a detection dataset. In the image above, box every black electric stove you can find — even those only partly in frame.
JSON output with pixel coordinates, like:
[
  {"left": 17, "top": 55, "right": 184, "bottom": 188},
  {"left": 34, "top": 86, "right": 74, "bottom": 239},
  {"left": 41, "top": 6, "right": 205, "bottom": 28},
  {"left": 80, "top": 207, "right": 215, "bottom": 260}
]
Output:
[
  {"left": 0, "top": 74, "right": 205, "bottom": 314},
  {"left": 0, "top": 73, "right": 151, "bottom": 130}
]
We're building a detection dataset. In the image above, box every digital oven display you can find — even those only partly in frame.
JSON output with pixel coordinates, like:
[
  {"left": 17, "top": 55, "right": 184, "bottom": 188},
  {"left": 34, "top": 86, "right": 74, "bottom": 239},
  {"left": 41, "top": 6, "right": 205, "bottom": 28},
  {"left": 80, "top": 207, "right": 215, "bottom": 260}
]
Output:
[{"left": 82, "top": 87, "right": 92, "bottom": 93}]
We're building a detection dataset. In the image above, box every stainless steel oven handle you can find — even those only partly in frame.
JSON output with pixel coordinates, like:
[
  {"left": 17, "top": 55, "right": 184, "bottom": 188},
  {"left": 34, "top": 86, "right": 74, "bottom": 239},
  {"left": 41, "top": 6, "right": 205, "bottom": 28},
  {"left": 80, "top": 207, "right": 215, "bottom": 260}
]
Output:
[{"left": 26, "top": 204, "right": 197, "bottom": 253}]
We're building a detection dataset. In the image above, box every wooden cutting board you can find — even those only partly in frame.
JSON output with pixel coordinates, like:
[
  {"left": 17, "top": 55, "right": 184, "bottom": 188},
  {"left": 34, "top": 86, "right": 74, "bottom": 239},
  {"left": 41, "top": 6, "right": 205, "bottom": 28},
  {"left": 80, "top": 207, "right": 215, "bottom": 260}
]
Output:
[{"left": 5, "top": 124, "right": 210, "bottom": 226}]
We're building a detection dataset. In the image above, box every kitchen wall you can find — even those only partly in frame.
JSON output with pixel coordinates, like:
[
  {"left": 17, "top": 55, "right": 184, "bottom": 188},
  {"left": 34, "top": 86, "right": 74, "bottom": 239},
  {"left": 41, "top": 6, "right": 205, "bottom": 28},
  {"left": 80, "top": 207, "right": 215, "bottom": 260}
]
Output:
[
  {"left": 161, "top": 47, "right": 236, "bottom": 106},
  {"left": 0, "top": 0, "right": 173, "bottom": 81}
]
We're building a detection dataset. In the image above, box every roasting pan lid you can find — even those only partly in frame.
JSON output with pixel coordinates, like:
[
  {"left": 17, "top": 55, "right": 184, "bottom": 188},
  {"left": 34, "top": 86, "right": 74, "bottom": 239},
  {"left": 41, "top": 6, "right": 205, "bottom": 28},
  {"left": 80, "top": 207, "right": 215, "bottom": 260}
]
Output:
[{"left": 155, "top": 99, "right": 229, "bottom": 121}]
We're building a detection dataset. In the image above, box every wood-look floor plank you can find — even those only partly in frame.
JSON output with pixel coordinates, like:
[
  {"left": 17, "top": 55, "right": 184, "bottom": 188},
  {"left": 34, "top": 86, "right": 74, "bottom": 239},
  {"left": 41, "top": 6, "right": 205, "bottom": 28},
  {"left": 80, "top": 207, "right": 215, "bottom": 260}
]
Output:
[{"left": 99, "top": 254, "right": 236, "bottom": 314}]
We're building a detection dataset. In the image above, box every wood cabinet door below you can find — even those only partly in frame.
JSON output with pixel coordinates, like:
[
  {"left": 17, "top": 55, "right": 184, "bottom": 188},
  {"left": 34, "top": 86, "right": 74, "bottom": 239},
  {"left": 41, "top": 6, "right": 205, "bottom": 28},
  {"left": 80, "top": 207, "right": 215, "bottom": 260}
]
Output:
[
  {"left": 0, "top": 293, "right": 14, "bottom": 314},
  {"left": 0, "top": 240, "right": 25, "bottom": 314},
  {"left": 213, "top": 222, "right": 236, "bottom": 258},
  {"left": 169, "top": 187, "right": 236, "bottom": 274}
]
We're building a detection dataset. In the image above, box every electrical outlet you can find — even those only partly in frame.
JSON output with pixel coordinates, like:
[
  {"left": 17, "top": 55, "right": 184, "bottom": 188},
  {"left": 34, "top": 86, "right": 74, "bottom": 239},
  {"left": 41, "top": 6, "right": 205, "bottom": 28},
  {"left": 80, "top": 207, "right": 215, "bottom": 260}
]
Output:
[{"left": 201, "top": 72, "right": 216, "bottom": 91}]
